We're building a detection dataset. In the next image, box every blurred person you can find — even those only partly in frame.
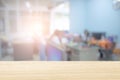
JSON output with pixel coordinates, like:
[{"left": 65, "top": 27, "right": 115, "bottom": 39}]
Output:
[
  {"left": 73, "top": 34, "right": 82, "bottom": 43},
  {"left": 98, "top": 38, "right": 113, "bottom": 60},
  {"left": 46, "top": 30, "right": 70, "bottom": 61},
  {"left": 48, "top": 30, "right": 69, "bottom": 47},
  {"left": 88, "top": 37, "right": 98, "bottom": 46},
  {"left": 82, "top": 29, "right": 90, "bottom": 43}
]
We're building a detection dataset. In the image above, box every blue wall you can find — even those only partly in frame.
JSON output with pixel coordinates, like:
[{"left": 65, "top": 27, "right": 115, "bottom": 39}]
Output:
[
  {"left": 70, "top": 0, "right": 120, "bottom": 41},
  {"left": 70, "top": 0, "right": 87, "bottom": 34}
]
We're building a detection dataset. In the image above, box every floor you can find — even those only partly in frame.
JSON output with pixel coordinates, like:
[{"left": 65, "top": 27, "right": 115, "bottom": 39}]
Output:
[
  {"left": 0, "top": 53, "right": 120, "bottom": 61},
  {"left": 0, "top": 48, "right": 120, "bottom": 61},
  {"left": 0, "top": 53, "right": 40, "bottom": 61}
]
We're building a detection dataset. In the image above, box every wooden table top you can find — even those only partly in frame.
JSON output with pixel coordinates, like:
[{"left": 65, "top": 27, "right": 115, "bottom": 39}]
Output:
[{"left": 0, "top": 62, "right": 120, "bottom": 80}]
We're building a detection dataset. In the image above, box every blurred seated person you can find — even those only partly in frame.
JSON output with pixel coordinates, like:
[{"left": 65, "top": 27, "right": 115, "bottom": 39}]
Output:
[
  {"left": 73, "top": 34, "right": 82, "bottom": 43},
  {"left": 88, "top": 37, "right": 98, "bottom": 46},
  {"left": 82, "top": 29, "right": 91, "bottom": 44},
  {"left": 98, "top": 37, "right": 114, "bottom": 59},
  {"left": 98, "top": 39, "right": 113, "bottom": 50},
  {"left": 89, "top": 35, "right": 114, "bottom": 48}
]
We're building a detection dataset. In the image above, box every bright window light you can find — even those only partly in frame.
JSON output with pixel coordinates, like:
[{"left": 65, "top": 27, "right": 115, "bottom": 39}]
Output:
[
  {"left": 32, "top": 22, "right": 43, "bottom": 37},
  {"left": 26, "top": 1, "right": 31, "bottom": 8}
]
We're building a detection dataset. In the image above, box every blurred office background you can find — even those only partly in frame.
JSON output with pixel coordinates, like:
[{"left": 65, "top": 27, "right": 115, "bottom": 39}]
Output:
[{"left": 0, "top": 0, "right": 120, "bottom": 61}]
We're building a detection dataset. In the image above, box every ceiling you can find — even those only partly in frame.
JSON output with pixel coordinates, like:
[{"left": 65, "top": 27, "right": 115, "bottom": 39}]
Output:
[
  {"left": 0, "top": 0, "right": 68, "bottom": 11},
  {"left": 0, "top": 0, "right": 69, "bottom": 19}
]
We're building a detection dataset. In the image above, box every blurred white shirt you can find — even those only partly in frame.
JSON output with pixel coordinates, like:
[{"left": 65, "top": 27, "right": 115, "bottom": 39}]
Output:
[{"left": 52, "top": 36, "right": 69, "bottom": 45}]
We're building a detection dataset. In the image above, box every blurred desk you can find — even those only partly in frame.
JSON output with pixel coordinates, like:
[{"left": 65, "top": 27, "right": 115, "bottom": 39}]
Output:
[
  {"left": 66, "top": 43, "right": 99, "bottom": 61},
  {"left": 13, "top": 40, "right": 34, "bottom": 61}
]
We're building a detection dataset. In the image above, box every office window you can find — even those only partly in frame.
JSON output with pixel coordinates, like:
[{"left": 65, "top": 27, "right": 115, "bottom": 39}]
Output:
[{"left": 50, "top": 2, "right": 70, "bottom": 34}]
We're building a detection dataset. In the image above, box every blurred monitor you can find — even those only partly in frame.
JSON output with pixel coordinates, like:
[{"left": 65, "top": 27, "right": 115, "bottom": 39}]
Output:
[{"left": 92, "top": 32, "right": 106, "bottom": 40}]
